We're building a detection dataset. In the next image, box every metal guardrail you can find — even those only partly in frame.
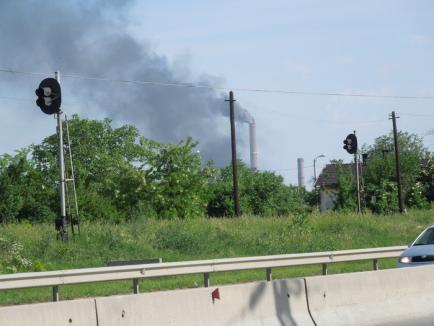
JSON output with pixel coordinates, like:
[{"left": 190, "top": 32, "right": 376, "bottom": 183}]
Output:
[{"left": 0, "top": 245, "right": 406, "bottom": 301}]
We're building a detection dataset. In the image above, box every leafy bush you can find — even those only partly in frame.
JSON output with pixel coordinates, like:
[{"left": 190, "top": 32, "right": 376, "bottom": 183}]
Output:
[
  {"left": 0, "top": 116, "right": 316, "bottom": 222},
  {"left": 333, "top": 132, "right": 433, "bottom": 214},
  {"left": 363, "top": 131, "right": 433, "bottom": 210},
  {"left": 207, "top": 161, "right": 312, "bottom": 217},
  {"left": 334, "top": 162, "right": 357, "bottom": 212},
  {"left": 0, "top": 237, "right": 32, "bottom": 273},
  {"left": 366, "top": 180, "right": 399, "bottom": 214}
]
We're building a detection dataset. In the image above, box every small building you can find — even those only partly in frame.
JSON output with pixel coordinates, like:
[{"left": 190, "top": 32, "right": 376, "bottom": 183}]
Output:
[{"left": 315, "top": 163, "right": 360, "bottom": 212}]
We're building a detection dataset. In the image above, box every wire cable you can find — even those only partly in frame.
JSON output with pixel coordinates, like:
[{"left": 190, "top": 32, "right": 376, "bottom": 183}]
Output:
[
  {"left": 1, "top": 68, "right": 434, "bottom": 100},
  {"left": 0, "top": 95, "right": 395, "bottom": 126},
  {"left": 0, "top": 68, "right": 48, "bottom": 77},
  {"left": 400, "top": 113, "right": 434, "bottom": 118}
]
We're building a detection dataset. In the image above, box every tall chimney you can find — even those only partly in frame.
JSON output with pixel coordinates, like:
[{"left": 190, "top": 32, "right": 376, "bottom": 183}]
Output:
[
  {"left": 249, "top": 120, "right": 258, "bottom": 170},
  {"left": 297, "top": 158, "right": 305, "bottom": 188}
]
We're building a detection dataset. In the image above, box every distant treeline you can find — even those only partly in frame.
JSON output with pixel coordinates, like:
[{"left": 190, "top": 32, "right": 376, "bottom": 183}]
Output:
[
  {"left": 0, "top": 115, "right": 432, "bottom": 223},
  {"left": 0, "top": 115, "right": 313, "bottom": 222}
]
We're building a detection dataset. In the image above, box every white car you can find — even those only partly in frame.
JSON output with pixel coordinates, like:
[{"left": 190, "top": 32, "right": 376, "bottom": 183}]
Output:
[{"left": 398, "top": 225, "right": 434, "bottom": 267}]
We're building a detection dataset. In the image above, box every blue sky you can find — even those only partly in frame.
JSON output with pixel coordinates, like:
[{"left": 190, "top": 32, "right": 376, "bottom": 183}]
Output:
[
  {"left": 135, "top": 0, "right": 434, "bottom": 181},
  {"left": 0, "top": 0, "right": 433, "bottom": 187}
]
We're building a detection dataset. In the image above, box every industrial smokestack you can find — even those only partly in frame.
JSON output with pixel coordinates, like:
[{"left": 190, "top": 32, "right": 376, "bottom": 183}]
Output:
[
  {"left": 235, "top": 106, "right": 257, "bottom": 170},
  {"left": 249, "top": 119, "right": 258, "bottom": 170},
  {"left": 297, "top": 158, "right": 305, "bottom": 188}
]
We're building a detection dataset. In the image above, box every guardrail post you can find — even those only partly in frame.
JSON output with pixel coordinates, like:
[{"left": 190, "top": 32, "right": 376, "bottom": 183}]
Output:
[
  {"left": 133, "top": 278, "right": 139, "bottom": 294},
  {"left": 266, "top": 268, "right": 272, "bottom": 281},
  {"left": 204, "top": 273, "right": 210, "bottom": 287},
  {"left": 52, "top": 286, "right": 60, "bottom": 302},
  {"left": 322, "top": 263, "right": 328, "bottom": 275},
  {"left": 373, "top": 259, "right": 379, "bottom": 271}
]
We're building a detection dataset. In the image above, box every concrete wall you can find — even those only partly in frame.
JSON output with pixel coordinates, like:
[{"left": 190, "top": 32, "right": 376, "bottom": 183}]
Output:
[
  {"left": 96, "top": 279, "right": 313, "bottom": 326},
  {"left": 306, "top": 265, "right": 434, "bottom": 326},
  {"left": 0, "top": 299, "right": 97, "bottom": 326},
  {"left": 3, "top": 265, "right": 434, "bottom": 325}
]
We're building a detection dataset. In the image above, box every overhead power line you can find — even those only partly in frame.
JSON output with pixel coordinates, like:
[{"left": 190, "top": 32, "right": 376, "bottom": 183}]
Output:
[
  {"left": 0, "top": 68, "right": 48, "bottom": 77},
  {"left": 0, "top": 94, "right": 397, "bottom": 126},
  {"left": 400, "top": 113, "right": 434, "bottom": 118},
  {"left": 1, "top": 68, "right": 434, "bottom": 100}
]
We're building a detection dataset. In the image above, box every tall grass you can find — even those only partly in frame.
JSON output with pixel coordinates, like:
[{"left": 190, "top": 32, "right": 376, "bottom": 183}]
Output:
[{"left": 1, "top": 209, "right": 433, "bottom": 305}]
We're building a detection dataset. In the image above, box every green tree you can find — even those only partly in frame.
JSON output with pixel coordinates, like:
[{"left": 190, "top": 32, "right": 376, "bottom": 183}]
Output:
[
  {"left": 207, "top": 161, "right": 312, "bottom": 217},
  {"left": 0, "top": 115, "right": 319, "bottom": 222},
  {"left": 139, "top": 137, "right": 209, "bottom": 219},
  {"left": 1, "top": 115, "right": 210, "bottom": 222},
  {"left": 0, "top": 152, "right": 26, "bottom": 222},
  {"left": 363, "top": 131, "right": 432, "bottom": 212},
  {"left": 416, "top": 158, "right": 433, "bottom": 204},
  {"left": 31, "top": 115, "right": 147, "bottom": 221},
  {"left": 0, "top": 150, "right": 55, "bottom": 223}
]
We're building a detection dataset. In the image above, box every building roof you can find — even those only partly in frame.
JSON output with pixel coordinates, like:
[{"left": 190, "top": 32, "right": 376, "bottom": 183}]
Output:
[{"left": 315, "top": 163, "right": 359, "bottom": 188}]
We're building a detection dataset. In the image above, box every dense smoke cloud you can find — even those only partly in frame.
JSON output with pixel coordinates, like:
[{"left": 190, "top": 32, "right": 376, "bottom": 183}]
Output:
[
  {"left": 0, "top": 0, "right": 251, "bottom": 166},
  {"left": 236, "top": 107, "right": 255, "bottom": 125}
]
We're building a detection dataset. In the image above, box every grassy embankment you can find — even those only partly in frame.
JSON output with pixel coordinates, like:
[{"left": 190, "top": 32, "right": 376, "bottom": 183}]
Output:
[{"left": 1, "top": 209, "right": 433, "bottom": 305}]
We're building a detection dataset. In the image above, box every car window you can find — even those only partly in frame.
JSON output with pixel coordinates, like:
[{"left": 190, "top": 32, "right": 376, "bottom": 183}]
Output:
[{"left": 414, "top": 228, "right": 434, "bottom": 246}]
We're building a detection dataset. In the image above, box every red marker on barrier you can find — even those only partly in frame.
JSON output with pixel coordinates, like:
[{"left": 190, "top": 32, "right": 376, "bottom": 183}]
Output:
[{"left": 211, "top": 288, "right": 220, "bottom": 302}]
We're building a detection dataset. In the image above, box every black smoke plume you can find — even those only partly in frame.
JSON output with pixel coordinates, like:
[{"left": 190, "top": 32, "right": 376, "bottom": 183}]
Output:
[{"left": 0, "top": 0, "right": 252, "bottom": 166}]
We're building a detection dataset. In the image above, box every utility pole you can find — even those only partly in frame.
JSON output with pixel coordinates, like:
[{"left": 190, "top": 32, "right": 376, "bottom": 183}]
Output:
[
  {"left": 390, "top": 111, "right": 405, "bottom": 213},
  {"left": 55, "top": 71, "right": 68, "bottom": 241},
  {"left": 226, "top": 91, "right": 241, "bottom": 217}
]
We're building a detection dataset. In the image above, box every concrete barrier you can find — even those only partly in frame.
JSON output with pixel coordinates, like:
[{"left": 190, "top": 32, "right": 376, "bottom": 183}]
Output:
[
  {"left": 305, "top": 264, "right": 434, "bottom": 325},
  {"left": 6, "top": 265, "right": 434, "bottom": 325},
  {"left": 96, "top": 279, "right": 314, "bottom": 326},
  {"left": 0, "top": 298, "right": 97, "bottom": 326}
]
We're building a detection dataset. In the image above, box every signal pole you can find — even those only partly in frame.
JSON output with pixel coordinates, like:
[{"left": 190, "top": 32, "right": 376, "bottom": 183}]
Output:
[
  {"left": 343, "top": 132, "right": 361, "bottom": 213},
  {"left": 355, "top": 154, "right": 362, "bottom": 213},
  {"left": 55, "top": 71, "right": 68, "bottom": 240},
  {"left": 226, "top": 91, "right": 241, "bottom": 217},
  {"left": 353, "top": 131, "right": 361, "bottom": 213},
  {"left": 390, "top": 111, "right": 405, "bottom": 213}
]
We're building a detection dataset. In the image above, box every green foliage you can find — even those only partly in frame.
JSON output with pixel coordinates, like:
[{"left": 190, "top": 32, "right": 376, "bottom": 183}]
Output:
[
  {"left": 0, "top": 115, "right": 314, "bottom": 222},
  {"left": 366, "top": 180, "right": 399, "bottom": 214},
  {"left": 31, "top": 115, "right": 146, "bottom": 222},
  {"left": 363, "top": 131, "right": 432, "bottom": 212},
  {"left": 207, "top": 161, "right": 311, "bottom": 217},
  {"left": 139, "top": 138, "right": 209, "bottom": 219},
  {"left": 417, "top": 158, "right": 434, "bottom": 204},
  {"left": 0, "top": 116, "right": 214, "bottom": 222},
  {"left": 1, "top": 116, "right": 431, "bottom": 221},
  {"left": 0, "top": 150, "right": 55, "bottom": 223},
  {"left": 334, "top": 162, "right": 357, "bottom": 212},
  {"left": 0, "top": 237, "right": 32, "bottom": 273},
  {"left": 333, "top": 132, "right": 433, "bottom": 214}
]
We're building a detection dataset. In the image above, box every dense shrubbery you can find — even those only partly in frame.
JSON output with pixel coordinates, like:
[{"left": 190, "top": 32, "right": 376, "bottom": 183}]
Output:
[
  {"left": 335, "top": 131, "right": 433, "bottom": 214},
  {"left": 206, "top": 161, "right": 313, "bottom": 217},
  {"left": 0, "top": 116, "right": 312, "bottom": 222},
  {"left": 0, "top": 236, "right": 32, "bottom": 273},
  {"left": 0, "top": 116, "right": 432, "bottom": 222}
]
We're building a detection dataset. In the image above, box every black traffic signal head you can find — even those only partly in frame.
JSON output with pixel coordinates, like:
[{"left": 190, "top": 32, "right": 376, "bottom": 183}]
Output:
[
  {"left": 343, "top": 133, "right": 358, "bottom": 154},
  {"left": 35, "top": 78, "right": 61, "bottom": 115}
]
